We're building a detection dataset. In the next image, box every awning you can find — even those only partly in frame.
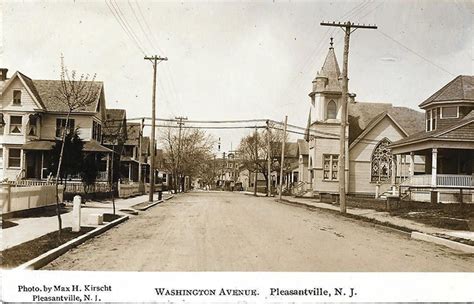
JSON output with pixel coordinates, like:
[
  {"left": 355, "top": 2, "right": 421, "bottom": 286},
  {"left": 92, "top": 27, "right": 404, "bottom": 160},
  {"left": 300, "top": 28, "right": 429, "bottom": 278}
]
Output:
[
  {"left": 22, "top": 140, "right": 55, "bottom": 151},
  {"left": 83, "top": 141, "right": 114, "bottom": 153}
]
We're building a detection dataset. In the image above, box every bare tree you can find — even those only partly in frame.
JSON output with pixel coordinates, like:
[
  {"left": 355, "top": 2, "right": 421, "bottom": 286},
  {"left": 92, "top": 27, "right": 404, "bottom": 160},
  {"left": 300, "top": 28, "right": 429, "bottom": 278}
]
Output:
[
  {"left": 54, "top": 56, "right": 100, "bottom": 239},
  {"left": 159, "top": 124, "right": 215, "bottom": 192},
  {"left": 238, "top": 122, "right": 288, "bottom": 194}
]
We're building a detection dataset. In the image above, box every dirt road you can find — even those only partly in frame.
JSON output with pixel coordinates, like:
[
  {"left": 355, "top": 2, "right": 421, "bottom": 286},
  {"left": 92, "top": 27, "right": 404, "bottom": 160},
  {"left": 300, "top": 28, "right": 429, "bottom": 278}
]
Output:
[{"left": 45, "top": 192, "right": 473, "bottom": 271}]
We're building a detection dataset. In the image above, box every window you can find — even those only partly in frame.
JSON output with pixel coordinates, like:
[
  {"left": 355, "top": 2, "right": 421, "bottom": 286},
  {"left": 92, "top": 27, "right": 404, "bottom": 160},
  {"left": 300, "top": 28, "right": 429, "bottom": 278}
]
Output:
[
  {"left": 0, "top": 114, "right": 4, "bottom": 135},
  {"left": 0, "top": 148, "right": 3, "bottom": 170},
  {"left": 13, "top": 90, "right": 21, "bottom": 105},
  {"left": 425, "top": 109, "right": 437, "bottom": 131},
  {"left": 441, "top": 106, "right": 458, "bottom": 119},
  {"left": 323, "top": 154, "right": 339, "bottom": 181},
  {"left": 28, "top": 115, "right": 38, "bottom": 136},
  {"left": 56, "top": 118, "right": 75, "bottom": 137},
  {"left": 9, "top": 116, "right": 22, "bottom": 134},
  {"left": 92, "top": 120, "right": 102, "bottom": 141},
  {"left": 371, "top": 138, "right": 393, "bottom": 182},
  {"left": 8, "top": 148, "right": 21, "bottom": 168},
  {"left": 327, "top": 100, "right": 337, "bottom": 119}
]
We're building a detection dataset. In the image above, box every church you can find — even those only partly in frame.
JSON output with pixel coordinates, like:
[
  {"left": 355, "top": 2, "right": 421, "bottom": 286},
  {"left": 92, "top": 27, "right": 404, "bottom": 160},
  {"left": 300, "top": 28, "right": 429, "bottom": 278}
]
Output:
[{"left": 305, "top": 40, "right": 425, "bottom": 197}]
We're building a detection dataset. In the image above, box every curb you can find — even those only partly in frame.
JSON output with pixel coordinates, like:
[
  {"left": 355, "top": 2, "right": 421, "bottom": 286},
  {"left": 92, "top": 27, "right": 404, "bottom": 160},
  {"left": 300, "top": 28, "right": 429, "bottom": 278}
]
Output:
[
  {"left": 15, "top": 215, "right": 129, "bottom": 270},
  {"left": 278, "top": 198, "right": 474, "bottom": 252},
  {"left": 134, "top": 195, "right": 175, "bottom": 211},
  {"left": 277, "top": 198, "right": 413, "bottom": 235},
  {"left": 411, "top": 232, "right": 474, "bottom": 254}
]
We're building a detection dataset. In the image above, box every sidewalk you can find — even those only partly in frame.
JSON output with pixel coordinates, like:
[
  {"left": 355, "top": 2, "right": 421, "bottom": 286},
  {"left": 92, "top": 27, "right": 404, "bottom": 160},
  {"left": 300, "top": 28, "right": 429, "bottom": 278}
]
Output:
[
  {"left": 278, "top": 196, "right": 474, "bottom": 242},
  {"left": 1, "top": 193, "right": 171, "bottom": 250}
]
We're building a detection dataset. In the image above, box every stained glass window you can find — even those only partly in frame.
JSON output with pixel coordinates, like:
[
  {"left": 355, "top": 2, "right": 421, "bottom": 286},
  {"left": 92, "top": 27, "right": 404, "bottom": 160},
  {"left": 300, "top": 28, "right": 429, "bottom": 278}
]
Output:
[
  {"left": 323, "top": 154, "right": 338, "bottom": 181},
  {"left": 371, "top": 138, "right": 393, "bottom": 182}
]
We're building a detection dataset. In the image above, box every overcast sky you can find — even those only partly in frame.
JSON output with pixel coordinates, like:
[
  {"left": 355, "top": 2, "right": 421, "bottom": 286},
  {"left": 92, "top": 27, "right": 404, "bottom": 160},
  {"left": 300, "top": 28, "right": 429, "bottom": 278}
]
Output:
[{"left": 2, "top": 0, "right": 472, "bottom": 153}]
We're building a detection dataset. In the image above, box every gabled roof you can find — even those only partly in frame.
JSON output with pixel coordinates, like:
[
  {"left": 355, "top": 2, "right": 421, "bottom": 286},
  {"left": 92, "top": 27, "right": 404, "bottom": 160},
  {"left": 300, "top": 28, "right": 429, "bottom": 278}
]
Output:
[
  {"left": 125, "top": 122, "right": 141, "bottom": 145},
  {"left": 32, "top": 79, "right": 103, "bottom": 113},
  {"left": 297, "top": 139, "right": 309, "bottom": 155},
  {"left": 348, "top": 102, "right": 393, "bottom": 143},
  {"left": 0, "top": 71, "right": 46, "bottom": 109},
  {"left": 102, "top": 109, "right": 127, "bottom": 144},
  {"left": 285, "top": 142, "right": 299, "bottom": 158},
  {"left": 419, "top": 75, "right": 474, "bottom": 109}
]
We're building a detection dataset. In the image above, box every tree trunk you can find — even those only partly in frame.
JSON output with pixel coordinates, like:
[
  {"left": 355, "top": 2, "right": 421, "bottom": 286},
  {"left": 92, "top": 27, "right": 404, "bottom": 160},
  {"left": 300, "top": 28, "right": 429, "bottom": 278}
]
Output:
[{"left": 54, "top": 111, "right": 71, "bottom": 241}]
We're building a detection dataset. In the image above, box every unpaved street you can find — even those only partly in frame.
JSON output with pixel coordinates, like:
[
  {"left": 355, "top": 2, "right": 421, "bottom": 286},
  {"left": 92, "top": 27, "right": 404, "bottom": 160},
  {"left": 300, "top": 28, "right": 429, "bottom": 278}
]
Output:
[{"left": 45, "top": 192, "right": 473, "bottom": 271}]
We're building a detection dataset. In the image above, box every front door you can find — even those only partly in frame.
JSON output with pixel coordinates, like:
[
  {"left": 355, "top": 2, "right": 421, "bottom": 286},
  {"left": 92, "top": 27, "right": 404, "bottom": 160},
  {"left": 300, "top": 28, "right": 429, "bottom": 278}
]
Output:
[{"left": 25, "top": 151, "right": 42, "bottom": 179}]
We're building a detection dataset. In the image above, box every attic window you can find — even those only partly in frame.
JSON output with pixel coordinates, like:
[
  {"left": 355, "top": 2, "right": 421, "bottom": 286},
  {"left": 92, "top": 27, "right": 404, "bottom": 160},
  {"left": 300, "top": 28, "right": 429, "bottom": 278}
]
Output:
[{"left": 13, "top": 90, "right": 21, "bottom": 105}]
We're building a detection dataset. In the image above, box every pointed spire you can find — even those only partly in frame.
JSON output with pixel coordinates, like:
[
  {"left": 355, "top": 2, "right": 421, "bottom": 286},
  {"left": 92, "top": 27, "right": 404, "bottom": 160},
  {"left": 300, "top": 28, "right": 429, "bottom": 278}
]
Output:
[{"left": 305, "top": 109, "right": 312, "bottom": 142}]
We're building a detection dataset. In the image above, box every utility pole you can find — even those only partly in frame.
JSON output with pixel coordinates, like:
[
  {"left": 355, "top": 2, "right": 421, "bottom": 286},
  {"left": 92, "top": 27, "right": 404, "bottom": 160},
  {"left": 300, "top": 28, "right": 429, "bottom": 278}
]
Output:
[
  {"left": 175, "top": 116, "right": 188, "bottom": 193},
  {"left": 320, "top": 21, "right": 377, "bottom": 213},
  {"left": 144, "top": 55, "right": 168, "bottom": 203},
  {"left": 278, "top": 116, "right": 288, "bottom": 201},
  {"left": 266, "top": 120, "right": 272, "bottom": 197},
  {"left": 253, "top": 126, "right": 258, "bottom": 196},
  {"left": 138, "top": 118, "right": 144, "bottom": 193}
]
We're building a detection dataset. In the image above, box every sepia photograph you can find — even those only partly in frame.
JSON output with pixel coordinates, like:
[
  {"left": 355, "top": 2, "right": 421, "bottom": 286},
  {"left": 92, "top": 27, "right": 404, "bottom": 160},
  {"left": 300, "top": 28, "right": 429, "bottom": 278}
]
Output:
[{"left": 0, "top": 0, "right": 473, "bottom": 302}]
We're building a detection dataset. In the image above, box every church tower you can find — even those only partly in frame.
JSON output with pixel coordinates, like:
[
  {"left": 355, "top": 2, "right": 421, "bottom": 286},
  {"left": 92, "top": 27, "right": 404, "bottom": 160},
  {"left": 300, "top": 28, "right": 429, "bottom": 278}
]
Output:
[{"left": 309, "top": 38, "right": 343, "bottom": 122}]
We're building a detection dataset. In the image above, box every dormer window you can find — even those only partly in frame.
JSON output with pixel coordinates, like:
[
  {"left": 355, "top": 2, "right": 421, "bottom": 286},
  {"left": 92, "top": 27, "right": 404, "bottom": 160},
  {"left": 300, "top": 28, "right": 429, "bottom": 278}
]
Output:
[
  {"left": 440, "top": 106, "right": 459, "bottom": 119},
  {"left": 13, "top": 90, "right": 21, "bottom": 105},
  {"left": 327, "top": 100, "right": 337, "bottom": 119}
]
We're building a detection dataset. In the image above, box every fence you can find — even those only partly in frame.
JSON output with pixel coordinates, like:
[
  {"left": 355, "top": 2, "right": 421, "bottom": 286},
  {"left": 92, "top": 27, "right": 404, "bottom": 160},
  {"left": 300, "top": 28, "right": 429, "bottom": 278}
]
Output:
[
  {"left": 118, "top": 182, "right": 142, "bottom": 198},
  {"left": 1, "top": 183, "right": 64, "bottom": 213}
]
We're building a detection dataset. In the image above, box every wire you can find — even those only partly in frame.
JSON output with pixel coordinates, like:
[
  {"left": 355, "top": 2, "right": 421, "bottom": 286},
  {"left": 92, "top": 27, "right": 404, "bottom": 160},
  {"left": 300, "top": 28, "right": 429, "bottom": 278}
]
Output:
[
  {"left": 105, "top": 0, "right": 147, "bottom": 56},
  {"left": 377, "top": 29, "right": 455, "bottom": 77},
  {"left": 111, "top": 0, "right": 148, "bottom": 55},
  {"left": 127, "top": 0, "right": 155, "bottom": 53}
]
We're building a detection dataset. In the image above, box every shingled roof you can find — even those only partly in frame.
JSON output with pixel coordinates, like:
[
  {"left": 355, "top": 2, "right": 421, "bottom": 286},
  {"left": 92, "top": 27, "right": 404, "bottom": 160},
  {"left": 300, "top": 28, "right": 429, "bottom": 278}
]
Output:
[
  {"left": 125, "top": 122, "right": 141, "bottom": 145},
  {"left": 348, "top": 102, "right": 393, "bottom": 144},
  {"left": 32, "top": 79, "right": 103, "bottom": 112},
  {"left": 391, "top": 109, "right": 474, "bottom": 147},
  {"left": 17, "top": 72, "right": 45, "bottom": 109},
  {"left": 315, "top": 45, "right": 342, "bottom": 92},
  {"left": 297, "top": 139, "right": 309, "bottom": 155},
  {"left": 419, "top": 75, "right": 474, "bottom": 109},
  {"left": 102, "top": 109, "right": 127, "bottom": 144}
]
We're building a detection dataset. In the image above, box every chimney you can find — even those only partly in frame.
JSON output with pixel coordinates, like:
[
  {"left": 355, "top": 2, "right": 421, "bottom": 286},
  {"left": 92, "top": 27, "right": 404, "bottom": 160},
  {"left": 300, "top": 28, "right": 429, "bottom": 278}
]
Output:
[{"left": 0, "top": 68, "right": 8, "bottom": 81}]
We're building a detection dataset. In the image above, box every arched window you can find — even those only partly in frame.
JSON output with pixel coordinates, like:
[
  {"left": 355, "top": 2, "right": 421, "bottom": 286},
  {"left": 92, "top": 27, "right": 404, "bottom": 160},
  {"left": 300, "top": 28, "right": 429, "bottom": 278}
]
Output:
[
  {"left": 327, "top": 100, "right": 337, "bottom": 119},
  {"left": 371, "top": 138, "right": 393, "bottom": 182}
]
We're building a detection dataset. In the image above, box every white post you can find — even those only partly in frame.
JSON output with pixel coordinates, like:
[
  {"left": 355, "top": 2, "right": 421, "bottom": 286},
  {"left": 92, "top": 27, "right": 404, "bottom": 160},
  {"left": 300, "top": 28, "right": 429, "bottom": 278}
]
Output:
[
  {"left": 72, "top": 195, "right": 82, "bottom": 232},
  {"left": 431, "top": 148, "right": 438, "bottom": 187},
  {"left": 409, "top": 152, "right": 415, "bottom": 177},
  {"left": 375, "top": 183, "right": 380, "bottom": 198}
]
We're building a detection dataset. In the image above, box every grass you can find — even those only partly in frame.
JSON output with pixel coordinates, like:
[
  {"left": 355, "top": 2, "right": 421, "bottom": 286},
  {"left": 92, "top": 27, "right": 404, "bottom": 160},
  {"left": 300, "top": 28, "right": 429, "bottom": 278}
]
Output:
[
  {"left": 1, "top": 227, "right": 94, "bottom": 269},
  {"left": 344, "top": 197, "right": 474, "bottom": 231}
]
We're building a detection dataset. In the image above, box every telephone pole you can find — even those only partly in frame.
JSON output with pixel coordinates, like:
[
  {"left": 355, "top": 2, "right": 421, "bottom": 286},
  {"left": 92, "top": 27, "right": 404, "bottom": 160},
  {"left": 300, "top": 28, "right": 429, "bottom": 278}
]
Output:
[
  {"left": 320, "top": 21, "right": 377, "bottom": 213},
  {"left": 144, "top": 55, "right": 168, "bottom": 203},
  {"left": 266, "top": 120, "right": 272, "bottom": 197},
  {"left": 253, "top": 126, "right": 258, "bottom": 196},
  {"left": 278, "top": 116, "right": 288, "bottom": 201},
  {"left": 175, "top": 116, "right": 188, "bottom": 193}
]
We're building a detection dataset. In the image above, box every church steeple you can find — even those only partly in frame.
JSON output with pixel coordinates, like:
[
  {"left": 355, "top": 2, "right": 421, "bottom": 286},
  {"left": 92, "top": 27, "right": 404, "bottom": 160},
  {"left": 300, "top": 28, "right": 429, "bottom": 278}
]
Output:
[{"left": 315, "top": 38, "right": 341, "bottom": 93}]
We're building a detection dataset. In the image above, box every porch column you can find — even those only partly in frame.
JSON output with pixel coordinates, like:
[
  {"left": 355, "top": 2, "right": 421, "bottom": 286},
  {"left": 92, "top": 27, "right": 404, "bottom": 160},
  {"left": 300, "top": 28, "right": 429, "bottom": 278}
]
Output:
[
  {"left": 409, "top": 152, "right": 415, "bottom": 177},
  {"left": 128, "top": 163, "right": 132, "bottom": 182},
  {"left": 396, "top": 154, "right": 401, "bottom": 181},
  {"left": 391, "top": 155, "right": 396, "bottom": 186},
  {"left": 106, "top": 153, "right": 110, "bottom": 182},
  {"left": 431, "top": 148, "right": 438, "bottom": 187}
]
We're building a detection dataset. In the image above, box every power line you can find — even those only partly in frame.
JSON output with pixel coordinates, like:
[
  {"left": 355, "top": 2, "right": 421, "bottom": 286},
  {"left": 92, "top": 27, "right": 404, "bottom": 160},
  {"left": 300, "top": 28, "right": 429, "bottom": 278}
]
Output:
[
  {"left": 105, "top": 0, "right": 146, "bottom": 56},
  {"left": 377, "top": 29, "right": 455, "bottom": 77},
  {"left": 111, "top": 0, "right": 148, "bottom": 55},
  {"left": 127, "top": 0, "right": 155, "bottom": 53}
]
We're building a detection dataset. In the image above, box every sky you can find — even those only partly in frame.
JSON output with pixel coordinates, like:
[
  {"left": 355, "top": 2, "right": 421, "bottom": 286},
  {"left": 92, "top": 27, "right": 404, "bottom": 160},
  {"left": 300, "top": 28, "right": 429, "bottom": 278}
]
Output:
[{"left": 1, "top": 0, "right": 472, "bottom": 154}]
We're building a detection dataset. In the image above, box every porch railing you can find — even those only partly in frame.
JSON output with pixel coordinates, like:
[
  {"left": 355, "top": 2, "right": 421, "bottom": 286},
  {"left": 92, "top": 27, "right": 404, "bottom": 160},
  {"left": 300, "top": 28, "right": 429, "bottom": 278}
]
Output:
[{"left": 401, "top": 174, "right": 473, "bottom": 188}]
